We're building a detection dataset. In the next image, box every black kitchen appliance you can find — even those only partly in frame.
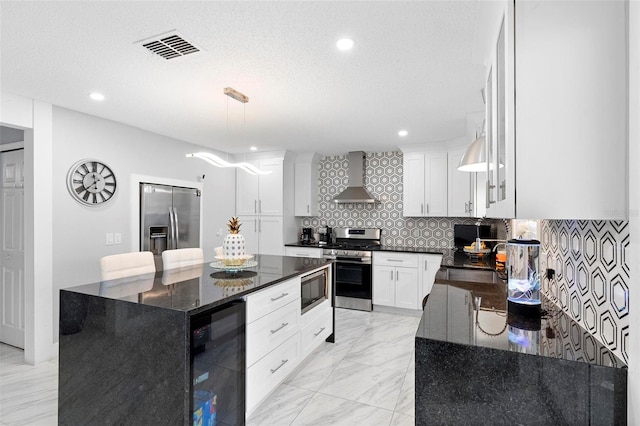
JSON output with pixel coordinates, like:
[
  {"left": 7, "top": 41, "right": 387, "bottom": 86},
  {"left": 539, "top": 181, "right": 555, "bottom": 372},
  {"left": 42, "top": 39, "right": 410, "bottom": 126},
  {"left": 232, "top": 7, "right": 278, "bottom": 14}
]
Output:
[
  {"left": 323, "top": 227, "right": 381, "bottom": 311},
  {"left": 301, "top": 227, "right": 314, "bottom": 244},
  {"left": 318, "top": 226, "right": 333, "bottom": 245},
  {"left": 453, "top": 224, "right": 493, "bottom": 250}
]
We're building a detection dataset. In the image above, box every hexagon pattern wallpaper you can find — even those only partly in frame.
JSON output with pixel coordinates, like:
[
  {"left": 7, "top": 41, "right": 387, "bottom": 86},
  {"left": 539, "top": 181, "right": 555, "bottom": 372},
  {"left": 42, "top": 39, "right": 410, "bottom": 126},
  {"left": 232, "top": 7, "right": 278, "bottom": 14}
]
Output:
[
  {"left": 540, "top": 220, "right": 629, "bottom": 364},
  {"left": 300, "top": 152, "right": 505, "bottom": 248}
]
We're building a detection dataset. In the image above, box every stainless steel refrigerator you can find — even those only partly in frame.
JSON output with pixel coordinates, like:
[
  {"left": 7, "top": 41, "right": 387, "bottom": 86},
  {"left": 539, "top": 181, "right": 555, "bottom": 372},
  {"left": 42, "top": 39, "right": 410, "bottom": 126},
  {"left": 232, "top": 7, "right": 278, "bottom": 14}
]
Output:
[{"left": 140, "top": 183, "right": 201, "bottom": 270}]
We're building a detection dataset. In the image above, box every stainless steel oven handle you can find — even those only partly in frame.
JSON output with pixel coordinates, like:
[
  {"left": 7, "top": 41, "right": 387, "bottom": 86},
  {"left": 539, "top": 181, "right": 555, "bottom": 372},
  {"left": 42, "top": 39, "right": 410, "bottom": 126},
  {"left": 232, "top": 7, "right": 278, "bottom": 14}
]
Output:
[{"left": 335, "top": 259, "right": 372, "bottom": 265}]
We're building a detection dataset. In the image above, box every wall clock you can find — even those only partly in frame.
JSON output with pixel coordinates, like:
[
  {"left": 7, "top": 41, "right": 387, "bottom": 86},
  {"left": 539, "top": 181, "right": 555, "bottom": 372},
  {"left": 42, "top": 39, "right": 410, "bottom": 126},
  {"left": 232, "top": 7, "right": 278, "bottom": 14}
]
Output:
[{"left": 67, "top": 159, "right": 117, "bottom": 206}]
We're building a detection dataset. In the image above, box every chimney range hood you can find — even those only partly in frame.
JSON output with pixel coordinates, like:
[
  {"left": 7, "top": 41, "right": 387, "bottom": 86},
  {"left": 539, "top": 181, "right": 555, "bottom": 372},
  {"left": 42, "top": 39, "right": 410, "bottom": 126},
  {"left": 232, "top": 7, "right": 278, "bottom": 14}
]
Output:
[{"left": 333, "top": 151, "right": 378, "bottom": 203}]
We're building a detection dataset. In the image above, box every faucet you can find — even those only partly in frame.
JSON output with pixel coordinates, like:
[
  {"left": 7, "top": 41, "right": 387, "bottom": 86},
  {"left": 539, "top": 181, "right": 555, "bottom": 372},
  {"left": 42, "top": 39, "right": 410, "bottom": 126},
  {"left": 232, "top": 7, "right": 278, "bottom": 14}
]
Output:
[
  {"left": 474, "top": 238, "right": 507, "bottom": 251},
  {"left": 492, "top": 242, "right": 507, "bottom": 253}
]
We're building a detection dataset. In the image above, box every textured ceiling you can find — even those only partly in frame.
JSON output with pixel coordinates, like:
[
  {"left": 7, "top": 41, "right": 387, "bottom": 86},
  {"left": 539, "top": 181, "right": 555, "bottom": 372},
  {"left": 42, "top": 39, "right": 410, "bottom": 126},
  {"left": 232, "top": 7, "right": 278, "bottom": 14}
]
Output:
[{"left": 0, "top": 1, "right": 494, "bottom": 155}]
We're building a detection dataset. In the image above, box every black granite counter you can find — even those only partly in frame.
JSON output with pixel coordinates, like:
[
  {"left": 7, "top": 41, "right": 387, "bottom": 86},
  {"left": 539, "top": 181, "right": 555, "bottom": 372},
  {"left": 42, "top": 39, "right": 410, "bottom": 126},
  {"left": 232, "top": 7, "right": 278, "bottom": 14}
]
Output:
[
  {"left": 59, "top": 255, "right": 333, "bottom": 425},
  {"left": 415, "top": 281, "right": 627, "bottom": 425},
  {"left": 62, "top": 254, "right": 332, "bottom": 316}
]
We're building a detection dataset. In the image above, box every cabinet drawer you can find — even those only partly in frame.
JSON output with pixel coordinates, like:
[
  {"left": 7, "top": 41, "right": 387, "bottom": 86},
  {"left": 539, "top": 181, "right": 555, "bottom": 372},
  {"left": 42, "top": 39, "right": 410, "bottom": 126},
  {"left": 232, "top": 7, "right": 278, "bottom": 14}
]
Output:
[
  {"left": 373, "top": 252, "right": 418, "bottom": 268},
  {"left": 246, "top": 277, "right": 300, "bottom": 323},
  {"left": 246, "top": 300, "right": 299, "bottom": 367},
  {"left": 246, "top": 333, "right": 300, "bottom": 413},
  {"left": 285, "top": 246, "right": 323, "bottom": 258},
  {"left": 300, "top": 305, "right": 332, "bottom": 357}
]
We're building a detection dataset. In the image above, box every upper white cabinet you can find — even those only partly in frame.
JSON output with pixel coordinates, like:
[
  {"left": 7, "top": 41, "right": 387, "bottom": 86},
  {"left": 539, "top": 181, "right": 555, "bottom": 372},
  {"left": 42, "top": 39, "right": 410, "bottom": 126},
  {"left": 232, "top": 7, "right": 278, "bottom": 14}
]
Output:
[
  {"left": 403, "top": 151, "right": 447, "bottom": 217},
  {"left": 237, "top": 158, "right": 284, "bottom": 216},
  {"left": 484, "top": 0, "right": 627, "bottom": 220},
  {"left": 236, "top": 152, "right": 297, "bottom": 256},
  {"left": 294, "top": 153, "right": 320, "bottom": 217}
]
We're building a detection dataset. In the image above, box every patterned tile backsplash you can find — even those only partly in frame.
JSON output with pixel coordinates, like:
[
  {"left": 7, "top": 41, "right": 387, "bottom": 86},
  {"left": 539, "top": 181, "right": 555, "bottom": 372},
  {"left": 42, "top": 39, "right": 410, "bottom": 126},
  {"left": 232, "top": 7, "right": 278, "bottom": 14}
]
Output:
[
  {"left": 299, "top": 151, "right": 505, "bottom": 247},
  {"left": 540, "top": 220, "right": 629, "bottom": 364},
  {"left": 300, "top": 152, "right": 629, "bottom": 364}
]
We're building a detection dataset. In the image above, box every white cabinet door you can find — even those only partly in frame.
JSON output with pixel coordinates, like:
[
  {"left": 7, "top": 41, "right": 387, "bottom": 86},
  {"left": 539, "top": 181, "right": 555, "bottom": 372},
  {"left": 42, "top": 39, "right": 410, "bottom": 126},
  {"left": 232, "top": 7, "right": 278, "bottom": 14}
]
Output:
[
  {"left": 394, "top": 267, "right": 419, "bottom": 310},
  {"left": 236, "top": 163, "right": 260, "bottom": 216},
  {"left": 514, "top": 0, "right": 626, "bottom": 220},
  {"left": 372, "top": 265, "right": 395, "bottom": 307},
  {"left": 425, "top": 152, "right": 448, "bottom": 217},
  {"left": 294, "top": 161, "right": 318, "bottom": 217},
  {"left": 238, "top": 215, "right": 259, "bottom": 255},
  {"left": 258, "top": 159, "right": 283, "bottom": 216},
  {"left": 258, "top": 216, "right": 284, "bottom": 256},
  {"left": 447, "top": 148, "right": 472, "bottom": 217},
  {"left": 402, "top": 153, "right": 425, "bottom": 217},
  {"left": 419, "top": 254, "right": 442, "bottom": 300}
]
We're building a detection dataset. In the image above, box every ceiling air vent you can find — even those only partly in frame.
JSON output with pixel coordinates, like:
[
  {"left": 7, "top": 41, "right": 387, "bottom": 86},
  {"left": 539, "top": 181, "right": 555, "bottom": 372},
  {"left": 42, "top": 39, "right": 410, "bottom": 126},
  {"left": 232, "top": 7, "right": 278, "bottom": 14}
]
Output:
[{"left": 137, "top": 31, "right": 201, "bottom": 60}]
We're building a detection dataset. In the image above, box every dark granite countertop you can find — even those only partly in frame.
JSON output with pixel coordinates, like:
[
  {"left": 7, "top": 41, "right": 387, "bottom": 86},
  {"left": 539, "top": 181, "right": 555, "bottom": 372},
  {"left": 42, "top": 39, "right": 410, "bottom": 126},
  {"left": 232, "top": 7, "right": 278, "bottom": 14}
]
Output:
[
  {"left": 61, "top": 255, "right": 332, "bottom": 316},
  {"left": 417, "top": 281, "right": 626, "bottom": 369},
  {"left": 286, "top": 242, "right": 498, "bottom": 269}
]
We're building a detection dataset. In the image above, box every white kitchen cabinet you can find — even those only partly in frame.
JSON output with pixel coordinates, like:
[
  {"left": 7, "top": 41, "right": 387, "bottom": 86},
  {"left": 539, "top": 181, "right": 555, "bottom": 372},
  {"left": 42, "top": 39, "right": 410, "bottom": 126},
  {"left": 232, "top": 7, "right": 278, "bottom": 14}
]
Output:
[
  {"left": 239, "top": 215, "right": 284, "bottom": 256},
  {"left": 418, "top": 254, "right": 443, "bottom": 301},
  {"left": 402, "top": 151, "right": 447, "bottom": 217},
  {"left": 483, "top": 0, "right": 626, "bottom": 220},
  {"left": 236, "top": 158, "right": 283, "bottom": 216},
  {"left": 447, "top": 147, "right": 474, "bottom": 217},
  {"left": 284, "top": 246, "right": 323, "bottom": 258},
  {"left": 294, "top": 153, "right": 320, "bottom": 217},
  {"left": 372, "top": 252, "right": 420, "bottom": 310}
]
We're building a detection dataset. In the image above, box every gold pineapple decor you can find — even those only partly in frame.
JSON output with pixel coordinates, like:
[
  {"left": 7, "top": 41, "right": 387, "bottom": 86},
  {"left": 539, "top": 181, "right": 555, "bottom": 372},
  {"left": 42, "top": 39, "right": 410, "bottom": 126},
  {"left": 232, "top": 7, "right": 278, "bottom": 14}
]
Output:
[{"left": 223, "top": 217, "right": 246, "bottom": 260}]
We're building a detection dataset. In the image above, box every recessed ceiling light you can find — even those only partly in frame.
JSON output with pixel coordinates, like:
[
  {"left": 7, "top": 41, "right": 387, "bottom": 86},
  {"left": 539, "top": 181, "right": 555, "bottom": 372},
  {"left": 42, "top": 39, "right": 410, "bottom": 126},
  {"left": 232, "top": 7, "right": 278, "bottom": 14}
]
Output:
[
  {"left": 250, "top": 146, "right": 258, "bottom": 151},
  {"left": 336, "top": 38, "right": 354, "bottom": 51},
  {"left": 89, "top": 92, "right": 105, "bottom": 101},
  {"left": 398, "top": 130, "right": 408, "bottom": 137}
]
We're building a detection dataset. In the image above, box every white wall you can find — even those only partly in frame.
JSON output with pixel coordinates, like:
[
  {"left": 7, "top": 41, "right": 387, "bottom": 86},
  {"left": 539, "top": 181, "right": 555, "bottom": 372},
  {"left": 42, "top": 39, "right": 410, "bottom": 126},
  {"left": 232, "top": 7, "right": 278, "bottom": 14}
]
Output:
[{"left": 51, "top": 107, "right": 236, "bottom": 340}]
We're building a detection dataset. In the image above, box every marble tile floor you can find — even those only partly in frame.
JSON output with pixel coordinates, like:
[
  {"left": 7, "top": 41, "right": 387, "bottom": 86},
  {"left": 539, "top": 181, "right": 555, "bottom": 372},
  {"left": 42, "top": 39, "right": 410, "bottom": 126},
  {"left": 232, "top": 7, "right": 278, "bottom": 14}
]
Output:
[
  {"left": 0, "top": 308, "right": 419, "bottom": 426},
  {"left": 247, "top": 308, "right": 419, "bottom": 426}
]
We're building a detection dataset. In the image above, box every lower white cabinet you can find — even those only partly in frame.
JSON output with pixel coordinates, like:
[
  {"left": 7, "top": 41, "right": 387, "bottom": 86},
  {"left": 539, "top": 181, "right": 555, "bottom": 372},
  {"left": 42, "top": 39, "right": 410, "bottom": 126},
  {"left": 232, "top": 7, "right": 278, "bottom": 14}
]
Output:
[
  {"left": 419, "top": 254, "right": 443, "bottom": 302},
  {"left": 246, "top": 333, "right": 300, "bottom": 412},
  {"left": 372, "top": 252, "right": 420, "bottom": 310},
  {"left": 245, "top": 268, "right": 333, "bottom": 415},
  {"left": 284, "top": 246, "right": 323, "bottom": 258}
]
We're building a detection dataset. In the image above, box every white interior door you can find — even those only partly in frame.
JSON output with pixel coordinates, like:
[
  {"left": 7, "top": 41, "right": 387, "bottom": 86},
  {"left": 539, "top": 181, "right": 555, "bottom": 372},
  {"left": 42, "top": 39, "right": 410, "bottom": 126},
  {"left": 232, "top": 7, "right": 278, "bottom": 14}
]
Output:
[{"left": 1, "top": 149, "right": 25, "bottom": 348}]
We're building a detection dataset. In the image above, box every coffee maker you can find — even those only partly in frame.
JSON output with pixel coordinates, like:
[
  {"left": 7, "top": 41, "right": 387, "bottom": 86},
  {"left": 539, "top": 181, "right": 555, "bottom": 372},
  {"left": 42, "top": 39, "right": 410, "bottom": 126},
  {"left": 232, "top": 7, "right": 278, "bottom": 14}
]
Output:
[
  {"left": 301, "top": 228, "right": 314, "bottom": 244},
  {"left": 318, "top": 226, "right": 332, "bottom": 245}
]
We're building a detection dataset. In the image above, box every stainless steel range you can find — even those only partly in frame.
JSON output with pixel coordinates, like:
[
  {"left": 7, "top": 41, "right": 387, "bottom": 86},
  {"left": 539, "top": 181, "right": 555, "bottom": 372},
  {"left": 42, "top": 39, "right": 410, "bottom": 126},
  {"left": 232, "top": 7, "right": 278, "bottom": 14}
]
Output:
[{"left": 323, "top": 227, "right": 381, "bottom": 311}]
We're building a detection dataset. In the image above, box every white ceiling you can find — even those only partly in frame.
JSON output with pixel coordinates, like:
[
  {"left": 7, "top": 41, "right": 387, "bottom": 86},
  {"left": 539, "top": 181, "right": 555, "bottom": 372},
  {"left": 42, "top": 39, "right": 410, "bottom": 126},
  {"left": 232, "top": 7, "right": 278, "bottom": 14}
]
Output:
[{"left": 0, "top": 1, "right": 497, "bottom": 156}]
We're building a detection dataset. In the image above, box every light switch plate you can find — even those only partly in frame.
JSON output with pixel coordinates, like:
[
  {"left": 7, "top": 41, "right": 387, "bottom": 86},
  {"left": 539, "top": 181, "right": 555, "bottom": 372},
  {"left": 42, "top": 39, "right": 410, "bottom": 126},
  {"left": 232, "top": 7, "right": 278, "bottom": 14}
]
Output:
[
  {"left": 106, "top": 233, "right": 114, "bottom": 245},
  {"left": 114, "top": 233, "right": 122, "bottom": 244}
]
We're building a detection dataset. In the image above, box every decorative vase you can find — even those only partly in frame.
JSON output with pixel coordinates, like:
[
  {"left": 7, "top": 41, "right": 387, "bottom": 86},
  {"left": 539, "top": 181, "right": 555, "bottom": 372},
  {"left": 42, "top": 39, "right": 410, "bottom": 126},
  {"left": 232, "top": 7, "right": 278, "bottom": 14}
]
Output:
[{"left": 223, "top": 217, "right": 246, "bottom": 259}]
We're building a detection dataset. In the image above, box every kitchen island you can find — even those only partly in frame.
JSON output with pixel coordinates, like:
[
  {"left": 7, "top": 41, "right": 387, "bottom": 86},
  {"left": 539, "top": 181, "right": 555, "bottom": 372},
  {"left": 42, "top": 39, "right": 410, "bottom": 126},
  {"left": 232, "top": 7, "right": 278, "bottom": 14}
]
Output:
[
  {"left": 415, "top": 276, "right": 627, "bottom": 425},
  {"left": 58, "top": 255, "right": 333, "bottom": 425}
]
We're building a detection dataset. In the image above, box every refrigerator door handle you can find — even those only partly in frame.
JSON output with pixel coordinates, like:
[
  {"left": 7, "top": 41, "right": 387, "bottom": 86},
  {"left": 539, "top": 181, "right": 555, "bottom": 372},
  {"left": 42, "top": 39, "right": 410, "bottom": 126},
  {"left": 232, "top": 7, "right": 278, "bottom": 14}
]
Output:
[
  {"left": 173, "top": 207, "right": 180, "bottom": 248},
  {"left": 168, "top": 207, "right": 175, "bottom": 249}
]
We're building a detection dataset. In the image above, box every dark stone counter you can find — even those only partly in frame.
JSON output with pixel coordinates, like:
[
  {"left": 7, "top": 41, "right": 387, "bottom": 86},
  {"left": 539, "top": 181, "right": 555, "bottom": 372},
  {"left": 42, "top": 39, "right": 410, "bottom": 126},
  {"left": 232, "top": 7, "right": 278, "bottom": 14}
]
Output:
[
  {"left": 61, "top": 254, "right": 332, "bottom": 316},
  {"left": 415, "top": 281, "right": 627, "bottom": 425},
  {"left": 59, "top": 255, "right": 333, "bottom": 425}
]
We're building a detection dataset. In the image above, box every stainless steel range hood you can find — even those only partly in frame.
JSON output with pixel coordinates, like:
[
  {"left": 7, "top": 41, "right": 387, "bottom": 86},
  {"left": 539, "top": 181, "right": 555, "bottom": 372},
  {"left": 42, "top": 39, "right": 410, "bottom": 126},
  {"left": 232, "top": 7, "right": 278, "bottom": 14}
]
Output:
[{"left": 333, "top": 151, "right": 378, "bottom": 203}]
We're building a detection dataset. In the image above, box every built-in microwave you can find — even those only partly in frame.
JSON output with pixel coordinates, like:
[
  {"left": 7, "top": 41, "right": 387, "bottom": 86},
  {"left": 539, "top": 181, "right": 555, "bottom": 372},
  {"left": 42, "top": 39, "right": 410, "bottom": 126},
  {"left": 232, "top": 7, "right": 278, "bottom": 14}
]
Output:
[{"left": 301, "top": 268, "right": 328, "bottom": 315}]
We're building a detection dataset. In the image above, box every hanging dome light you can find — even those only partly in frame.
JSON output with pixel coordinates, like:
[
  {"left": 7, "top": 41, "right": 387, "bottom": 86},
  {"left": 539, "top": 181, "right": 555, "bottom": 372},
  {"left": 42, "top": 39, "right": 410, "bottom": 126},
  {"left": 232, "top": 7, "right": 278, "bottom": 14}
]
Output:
[{"left": 457, "top": 134, "right": 486, "bottom": 172}]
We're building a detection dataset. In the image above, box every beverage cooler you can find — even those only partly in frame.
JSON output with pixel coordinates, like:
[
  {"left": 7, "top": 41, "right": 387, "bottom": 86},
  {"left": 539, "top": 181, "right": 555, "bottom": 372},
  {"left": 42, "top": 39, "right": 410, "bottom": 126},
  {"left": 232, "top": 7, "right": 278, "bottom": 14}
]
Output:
[{"left": 190, "top": 300, "right": 245, "bottom": 426}]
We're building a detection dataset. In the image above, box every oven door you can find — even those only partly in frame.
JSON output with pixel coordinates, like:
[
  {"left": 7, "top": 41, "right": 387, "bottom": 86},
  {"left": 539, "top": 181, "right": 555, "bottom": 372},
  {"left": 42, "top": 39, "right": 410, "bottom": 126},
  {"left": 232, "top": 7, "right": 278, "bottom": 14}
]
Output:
[
  {"left": 334, "top": 259, "right": 372, "bottom": 300},
  {"left": 301, "top": 269, "right": 328, "bottom": 315}
]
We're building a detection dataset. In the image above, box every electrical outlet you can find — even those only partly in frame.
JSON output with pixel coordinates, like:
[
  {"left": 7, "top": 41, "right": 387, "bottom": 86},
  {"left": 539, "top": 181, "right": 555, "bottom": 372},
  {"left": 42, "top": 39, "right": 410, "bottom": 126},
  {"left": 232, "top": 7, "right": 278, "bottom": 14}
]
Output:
[
  {"left": 114, "top": 233, "right": 122, "bottom": 244},
  {"left": 106, "top": 233, "right": 114, "bottom": 245}
]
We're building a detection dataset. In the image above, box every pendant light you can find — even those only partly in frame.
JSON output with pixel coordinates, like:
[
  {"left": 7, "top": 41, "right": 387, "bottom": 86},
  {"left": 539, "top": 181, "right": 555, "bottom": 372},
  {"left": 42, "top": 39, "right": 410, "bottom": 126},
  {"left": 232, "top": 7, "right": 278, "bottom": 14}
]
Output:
[
  {"left": 187, "top": 87, "right": 270, "bottom": 175},
  {"left": 457, "top": 132, "right": 487, "bottom": 172}
]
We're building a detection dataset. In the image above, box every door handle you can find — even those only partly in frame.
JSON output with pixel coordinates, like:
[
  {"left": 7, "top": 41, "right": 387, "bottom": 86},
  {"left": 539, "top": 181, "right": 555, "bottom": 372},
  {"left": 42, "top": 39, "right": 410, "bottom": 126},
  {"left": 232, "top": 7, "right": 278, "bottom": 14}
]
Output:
[
  {"left": 390, "top": 270, "right": 394, "bottom": 280},
  {"left": 270, "top": 322, "right": 289, "bottom": 334},
  {"left": 254, "top": 200, "right": 257, "bottom": 214},
  {"left": 173, "top": 207, "right": 179, "bottom": 248},
  {"left": 307, "top": 204, "right": 310, "bottom": 214},
  {"left": 270, "top": 359, "right": 289, "bottom": 374},
  {"left": 426, "top": 204, "right": 430, "bottom": 214},
  {"left": 424, "top": 260, "right": 427, "bottom": 270},
  {"left": 396, "top": 270, "right": 399, "bottom": 281},
  {"left": 313, "top": 327, "right": 326, "bottom": 337},
  {"left": 168, "top": 208, "right": 175, "bottom": 249},
  {"left": 259, "top": 199, "right": 262, "bottom": 213}
]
